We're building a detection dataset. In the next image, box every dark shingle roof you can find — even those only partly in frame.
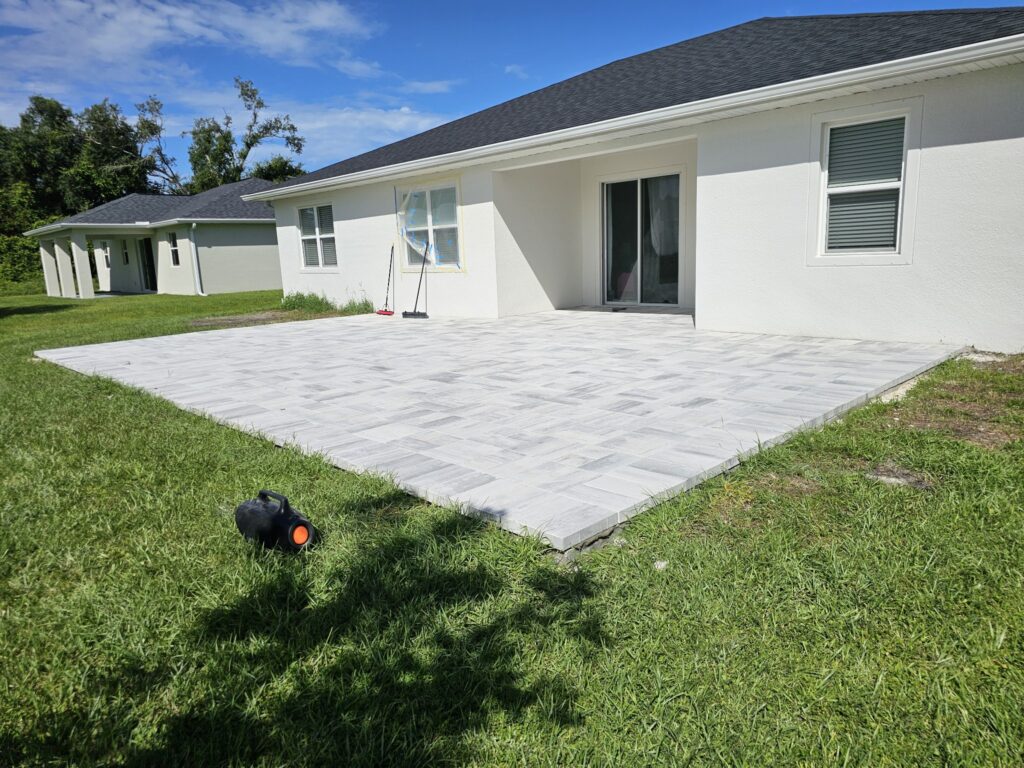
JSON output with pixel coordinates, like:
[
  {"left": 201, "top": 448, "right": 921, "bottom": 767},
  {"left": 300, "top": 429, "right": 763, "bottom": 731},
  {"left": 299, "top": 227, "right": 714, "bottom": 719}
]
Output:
[
  {"left": 55, "top": 178, "right": 275, "bottom": 226},
  {"left": 272, "top": 7, "right": 1024, "bottom": 190}
]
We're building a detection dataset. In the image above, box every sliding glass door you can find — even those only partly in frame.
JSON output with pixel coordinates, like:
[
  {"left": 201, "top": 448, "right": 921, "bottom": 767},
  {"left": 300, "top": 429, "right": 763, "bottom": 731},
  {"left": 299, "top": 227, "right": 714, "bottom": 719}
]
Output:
[{"left": 604, "top": 173, "right": 680, "bottom": 305}]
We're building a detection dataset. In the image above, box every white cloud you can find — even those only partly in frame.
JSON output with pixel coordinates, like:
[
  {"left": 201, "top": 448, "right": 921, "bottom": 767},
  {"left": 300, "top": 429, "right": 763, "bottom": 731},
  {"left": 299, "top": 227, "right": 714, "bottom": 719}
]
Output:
[
  {"left": 398, "top": 79, "right": 461, "bottom": 94},
  {"left": 0, "top": 0, "right": 453, "bottom": 175},
  {"left": 0, "top": 0, "right": 378, "bottom": 99},
  {"left": 334, "top": 56, "right": 384, "bottom": 79},
  {"left": 275, "top": 102, "right": 448, "bottom": 169},
  {"left": 504, "top": 64, "right": 528, "bottom": 79}
]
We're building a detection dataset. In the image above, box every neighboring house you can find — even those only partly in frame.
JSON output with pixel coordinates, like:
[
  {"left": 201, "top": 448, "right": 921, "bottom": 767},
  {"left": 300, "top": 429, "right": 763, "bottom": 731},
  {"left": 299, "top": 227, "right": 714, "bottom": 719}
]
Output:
[
  {"left": 247, "top": 8, "right": 1024, "bottom": 353},
  {"left": 27, "top": 178, "right": 282, "bottom": 298}
]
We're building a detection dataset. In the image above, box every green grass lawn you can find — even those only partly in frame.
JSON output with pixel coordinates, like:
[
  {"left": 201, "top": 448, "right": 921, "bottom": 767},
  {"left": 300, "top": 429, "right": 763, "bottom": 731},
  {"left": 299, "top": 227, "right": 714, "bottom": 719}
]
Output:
[{"left": 2, "top": 292, "right": 1023, "bottom": 766}]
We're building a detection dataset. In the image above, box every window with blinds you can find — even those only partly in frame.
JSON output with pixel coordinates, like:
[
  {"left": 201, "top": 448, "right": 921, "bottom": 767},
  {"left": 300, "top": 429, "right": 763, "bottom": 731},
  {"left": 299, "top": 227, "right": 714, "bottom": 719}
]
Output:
[
  {"left": 824, "top": 117, "right": 906, "bottom": 252},
  {"left": 298, "top": 204, "right": 337, "bottom": 268}
]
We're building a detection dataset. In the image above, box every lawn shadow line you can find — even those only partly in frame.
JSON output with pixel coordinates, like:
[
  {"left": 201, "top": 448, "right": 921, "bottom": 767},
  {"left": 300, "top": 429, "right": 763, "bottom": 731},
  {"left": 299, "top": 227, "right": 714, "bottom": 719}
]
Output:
[{"left": 10, "top": 488, "right": 606, "bottom": 767}]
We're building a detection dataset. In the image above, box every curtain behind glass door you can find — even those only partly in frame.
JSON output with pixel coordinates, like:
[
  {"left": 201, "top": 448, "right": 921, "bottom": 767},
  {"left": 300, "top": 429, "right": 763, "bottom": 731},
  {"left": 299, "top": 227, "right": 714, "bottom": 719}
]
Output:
[{"left": 640, "top": 175, "right": 679, "bottom": 304}]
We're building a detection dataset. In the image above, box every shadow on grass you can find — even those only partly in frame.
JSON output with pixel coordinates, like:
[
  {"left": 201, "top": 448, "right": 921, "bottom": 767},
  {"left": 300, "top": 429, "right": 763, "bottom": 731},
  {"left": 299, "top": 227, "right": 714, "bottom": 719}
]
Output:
[
  {"left": 0, "top": 303, "right": 73, "bottom": 319},
  {"left": 8, "top": 494, "right": 605, "bottom": 767}
]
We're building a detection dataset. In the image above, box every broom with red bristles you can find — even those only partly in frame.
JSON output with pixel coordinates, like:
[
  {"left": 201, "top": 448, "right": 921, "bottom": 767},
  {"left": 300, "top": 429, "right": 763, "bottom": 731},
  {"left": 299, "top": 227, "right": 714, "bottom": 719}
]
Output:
[{"left": 376, "top": 244, "right": 395, "bottom": 316}]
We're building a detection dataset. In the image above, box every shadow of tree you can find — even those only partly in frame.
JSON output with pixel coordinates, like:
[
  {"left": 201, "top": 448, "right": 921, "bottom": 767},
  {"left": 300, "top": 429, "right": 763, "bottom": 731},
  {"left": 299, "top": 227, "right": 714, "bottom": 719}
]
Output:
[
  {"left": 8, "top": 495, "right": 606, "bottom": 766},
  {"left": 0, "top": 303, "right": 73, "bottom": 319}
]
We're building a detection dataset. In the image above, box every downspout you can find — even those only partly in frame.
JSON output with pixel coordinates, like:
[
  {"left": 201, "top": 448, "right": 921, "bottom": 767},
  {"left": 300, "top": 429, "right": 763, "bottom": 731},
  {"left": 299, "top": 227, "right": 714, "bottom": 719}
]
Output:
[{"left": 190, "top": 222, "right": 206, "bottom": 296}]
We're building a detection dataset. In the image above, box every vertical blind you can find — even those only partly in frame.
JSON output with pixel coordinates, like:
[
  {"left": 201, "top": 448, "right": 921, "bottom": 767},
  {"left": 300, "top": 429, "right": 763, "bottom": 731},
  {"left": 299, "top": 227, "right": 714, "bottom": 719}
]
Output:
[{"left": 826, "top": 117, "right": 906, "bottom": 251}]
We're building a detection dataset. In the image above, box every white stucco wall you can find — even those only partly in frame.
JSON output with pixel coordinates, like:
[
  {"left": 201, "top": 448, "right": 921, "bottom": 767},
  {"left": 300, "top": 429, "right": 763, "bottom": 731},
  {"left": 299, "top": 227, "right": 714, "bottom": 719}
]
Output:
[
  {"left": 153, "top": 225, "right": 197, "bottom": 295},
  {"left": 194, "top": 223, "right": 281, "bottom": 294},
  {"left": 274, "top": 168, "right": 499, "bottom": 316},
  {"left": 93, "top": 236, "right": 145, "bottom": 293},
  {"left": 492, "top": 160, "right": 584, "bottom": 315},
  {"left": 267, "top": 64, "right": 1021, "bottom": 351},
  {"left": 693, "top": 63, "right": 1024, "bottom": 352}
]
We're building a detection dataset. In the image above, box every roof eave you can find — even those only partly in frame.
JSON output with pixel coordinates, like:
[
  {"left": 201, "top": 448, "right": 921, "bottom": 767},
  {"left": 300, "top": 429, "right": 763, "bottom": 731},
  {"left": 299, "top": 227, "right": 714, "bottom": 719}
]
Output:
[
  {"left": 147, "top": 217, "right": 275, "bottom": 227},
  {"left": 24, "top": 217, "right": 274, "bottom": 236},
  {"left": 242, "top": 30, "right": 1024, "bottom": 202},
  {"left": 23, "top": 222, "right": 154, "bottom": 237}
]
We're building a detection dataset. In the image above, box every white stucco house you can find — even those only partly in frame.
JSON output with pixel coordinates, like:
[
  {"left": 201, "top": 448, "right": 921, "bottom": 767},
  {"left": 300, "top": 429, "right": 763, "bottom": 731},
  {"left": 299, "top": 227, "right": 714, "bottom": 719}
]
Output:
[
  {"left": 27, "top": 178, "right": 282, "bottom": 298},
  {"left": 247, "top": 8, "right": 1024, "bottom": 353}
]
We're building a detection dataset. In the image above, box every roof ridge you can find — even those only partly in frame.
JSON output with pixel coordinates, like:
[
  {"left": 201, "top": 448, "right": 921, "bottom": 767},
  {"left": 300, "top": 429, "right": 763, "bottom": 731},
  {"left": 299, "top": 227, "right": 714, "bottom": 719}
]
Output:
[{"left": 761, "top": 6, "right": 1024, "bottom": 22}]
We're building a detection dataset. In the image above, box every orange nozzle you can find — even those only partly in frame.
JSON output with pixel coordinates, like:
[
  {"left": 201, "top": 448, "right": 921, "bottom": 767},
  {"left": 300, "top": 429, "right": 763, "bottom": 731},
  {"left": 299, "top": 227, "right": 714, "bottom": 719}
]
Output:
[{"left": 292, "top": 525, "right": 310, "bottom": 546}]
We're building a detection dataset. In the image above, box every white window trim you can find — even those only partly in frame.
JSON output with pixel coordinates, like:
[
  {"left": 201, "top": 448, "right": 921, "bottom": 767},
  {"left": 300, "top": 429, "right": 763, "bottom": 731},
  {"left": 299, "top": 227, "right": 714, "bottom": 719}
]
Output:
[
  {"left": 102, "top": 241, "right": 111, "bottom": 269},
  {"left": 805, "top": 96, "right": 923, "bottom": 267},
  {"left": 397, "top": 179, "right": 465, "bottom": 273},
  {"left": 297, "top": 203, "right": 338, "bottom": 272},
  {"left": 121, "top": 239, "right": 130, "bottom": 265},
  {"left": 168, "top": 232, "right": 181, "bottom": 267}
]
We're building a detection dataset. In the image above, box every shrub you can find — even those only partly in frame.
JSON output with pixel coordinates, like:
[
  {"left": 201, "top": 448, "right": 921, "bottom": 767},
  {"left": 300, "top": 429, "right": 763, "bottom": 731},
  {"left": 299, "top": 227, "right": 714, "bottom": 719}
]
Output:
[
  {"left": 0, "top": 234, "right": 40, "bottom": 284},
  {"left": 280, "top": 292, "right": 337, "bottom": 313},
  {"left": 0, "top": 275, "right": 45, "bottom": 296},
  {"left": 280, "top": 293, "right": 373, "bottom": 315}
]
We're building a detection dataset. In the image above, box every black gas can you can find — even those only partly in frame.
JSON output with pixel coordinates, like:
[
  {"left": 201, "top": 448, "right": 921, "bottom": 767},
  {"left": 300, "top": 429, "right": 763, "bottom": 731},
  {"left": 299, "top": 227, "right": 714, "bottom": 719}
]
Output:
[{"left": 235, "top": 490, "right": 319, "bottom": 552}]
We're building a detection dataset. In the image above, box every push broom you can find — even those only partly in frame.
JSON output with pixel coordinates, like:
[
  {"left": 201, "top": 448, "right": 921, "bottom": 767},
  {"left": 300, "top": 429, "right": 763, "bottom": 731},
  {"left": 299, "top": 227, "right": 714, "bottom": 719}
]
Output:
[
  {"left": 402, "top": 234, "right": 429, "bottom": 319},
  {"left": 376, "top": 244, "right": 395, "bottom": 316}
]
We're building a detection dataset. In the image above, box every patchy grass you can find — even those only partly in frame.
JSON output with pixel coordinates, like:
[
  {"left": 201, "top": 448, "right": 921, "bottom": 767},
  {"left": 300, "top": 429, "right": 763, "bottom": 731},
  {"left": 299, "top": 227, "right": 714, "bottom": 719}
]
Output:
[
  {"left": 1, "top": 292, "right": 1023, "bottom": 765},
  {"left": 890, "top": 355, "right": 1024, "bottom": 449},
  {"left": 280, "top": 291, "right": 373, "bottom": 315}
]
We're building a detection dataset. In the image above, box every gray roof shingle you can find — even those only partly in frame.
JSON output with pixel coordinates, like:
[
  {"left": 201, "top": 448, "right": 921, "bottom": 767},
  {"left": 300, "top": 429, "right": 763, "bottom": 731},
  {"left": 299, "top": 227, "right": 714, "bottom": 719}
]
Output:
[
  {"left": 55, "top": 178, "right": 275, "bottom": 227},
  {"left": 271, "top": 7, "right": 1024, "bottom": 191}
]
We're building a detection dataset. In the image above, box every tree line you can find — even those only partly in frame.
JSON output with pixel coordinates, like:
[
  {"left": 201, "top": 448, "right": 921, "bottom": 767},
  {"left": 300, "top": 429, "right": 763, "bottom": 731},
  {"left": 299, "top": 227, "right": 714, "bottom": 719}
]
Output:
[{"left": 0, "top": 78, "right": 304, "bottom": 288}]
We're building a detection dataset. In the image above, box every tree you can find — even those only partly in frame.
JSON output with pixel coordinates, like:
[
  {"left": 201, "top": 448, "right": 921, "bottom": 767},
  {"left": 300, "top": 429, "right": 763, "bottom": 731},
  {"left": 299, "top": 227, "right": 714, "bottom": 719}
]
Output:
[
  {"left": 135, "top": 97, "right": 187, "bottom": 195},
  {"left": 9, "top": 97, "right": 82, "bottom": 216},
  {"left": 250, "top": 154, "right": 305, "bottom": 183},
  {"left": 186, "top": 77, "right": 304, "bottom": 193},
  {"left": 60, "top": 100, "right": 153, "bottom": 211}
]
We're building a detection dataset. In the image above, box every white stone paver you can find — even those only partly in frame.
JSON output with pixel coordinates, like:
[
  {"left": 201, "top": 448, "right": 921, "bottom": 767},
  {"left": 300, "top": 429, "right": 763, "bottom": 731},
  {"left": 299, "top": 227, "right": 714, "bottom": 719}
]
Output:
[{"left": 36, "top": 311, "right": 961, "bottom": 549}]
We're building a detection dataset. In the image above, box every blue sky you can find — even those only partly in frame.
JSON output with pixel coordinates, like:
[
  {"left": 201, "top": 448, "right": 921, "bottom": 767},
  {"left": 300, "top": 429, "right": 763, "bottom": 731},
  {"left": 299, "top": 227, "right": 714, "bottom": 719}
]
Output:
[{"left": 1, "top": 0, "right": 1019, "bottom": 178}]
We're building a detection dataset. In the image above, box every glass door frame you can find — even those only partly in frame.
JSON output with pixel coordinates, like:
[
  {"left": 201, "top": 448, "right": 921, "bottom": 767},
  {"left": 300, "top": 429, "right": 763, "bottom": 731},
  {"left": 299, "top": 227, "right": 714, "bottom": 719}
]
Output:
[{"left": 600, "top": 165, "right": 684, "bottom": 307}]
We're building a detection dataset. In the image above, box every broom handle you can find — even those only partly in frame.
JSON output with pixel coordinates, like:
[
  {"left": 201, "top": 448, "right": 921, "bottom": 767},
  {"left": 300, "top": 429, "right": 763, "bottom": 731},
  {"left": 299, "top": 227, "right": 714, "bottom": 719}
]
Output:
[
  {"left": 411, "top": 234, "right": 429, "bottom": 312},
  {"left": 383, "top": 244, "right": 394, "bottom": 310}
]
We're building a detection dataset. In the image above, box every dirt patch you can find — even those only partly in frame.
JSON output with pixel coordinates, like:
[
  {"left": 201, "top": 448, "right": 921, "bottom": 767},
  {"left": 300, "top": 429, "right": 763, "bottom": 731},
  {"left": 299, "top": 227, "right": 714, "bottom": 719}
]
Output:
[
  {"left": 978, "top": 354, "right": 1024, "bottom": 376},
  {"left": 866, "top": 461, "right": 932, "bottom": 490},
  {"left": 190, "top": 311, "right": 291, "bottom": 328},
  {"left": 892, "top": 374, "right": 1022, "bottom": 450}
]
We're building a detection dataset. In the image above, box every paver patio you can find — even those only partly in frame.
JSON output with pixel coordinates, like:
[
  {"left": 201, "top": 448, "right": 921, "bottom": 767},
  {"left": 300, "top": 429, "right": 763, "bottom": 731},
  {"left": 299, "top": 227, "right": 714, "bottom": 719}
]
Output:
[{"left": 37, "top": 311, "right": 962, "bottom": 549}]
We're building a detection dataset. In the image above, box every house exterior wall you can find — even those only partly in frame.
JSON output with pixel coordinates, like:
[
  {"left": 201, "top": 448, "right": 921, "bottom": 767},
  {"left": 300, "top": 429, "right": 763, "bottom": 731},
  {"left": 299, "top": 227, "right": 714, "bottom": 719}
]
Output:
[
  {"left": 267, "top": 63, "right": 1022, "bottom": 351},
  {"left": 107, "top": 237, "right": 142, "bottom": 293},
  {"left": 492, "top": 160, "right": 583, "bottom": 315},
  {"left": 93, "top": 241, "right": 111, "bottom": 292},
  {"left": 154, "top": 225, "right": 197, "bottom": 295},
  {"left": 693, "top": 63, "right": 1024, "bottom": 352},
  {"left": 274, "top": 167, "right": 499, "bottom": 316},
  {"left": 194, "top": 223, "right": 281, "bottom": 294}
]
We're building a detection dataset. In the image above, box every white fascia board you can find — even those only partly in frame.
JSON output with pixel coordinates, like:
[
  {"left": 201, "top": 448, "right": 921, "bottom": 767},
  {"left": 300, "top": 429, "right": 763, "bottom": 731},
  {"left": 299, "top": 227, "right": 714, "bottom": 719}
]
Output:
[
  {"left": 25, "top": 217, "right": 273, "bottom": 236},
  {"left": 148, "top": 217, "right": 275, "bottom": 227},
  {"left": 242, "top": 32, "right": 1024, "bottom": 202},
  {"left": 23, "top": 222, "right": 154, "bottom": 237}
]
